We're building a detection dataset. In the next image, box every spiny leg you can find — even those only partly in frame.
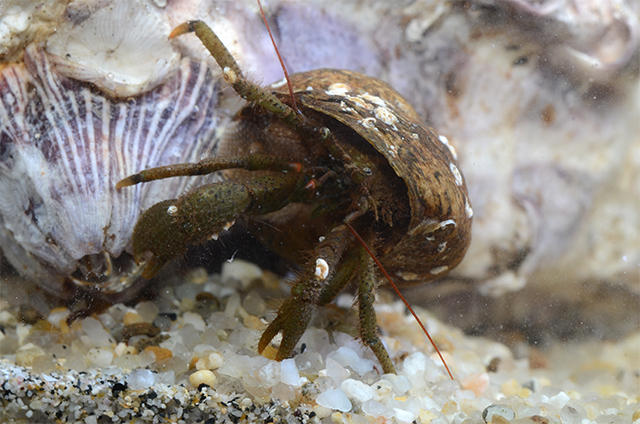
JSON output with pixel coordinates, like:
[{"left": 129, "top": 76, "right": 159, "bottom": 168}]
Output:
[
  {"left": 116, "top": 154, "right": 300, "bottom": 188},
  {"left": 357, "top": 246, "right": 396, "bottom": 374},
  {"left": 169, "top": 21, "right": 377, "bottom": 173},
  {"left": 130, "top": 171, "right": 307, "bottom": 279},
  {"left": 258, "top": 225, "right": 354, "bottom": 359},
  {"left": 169, "top": 20, "right": 300, "bottom": 128}
]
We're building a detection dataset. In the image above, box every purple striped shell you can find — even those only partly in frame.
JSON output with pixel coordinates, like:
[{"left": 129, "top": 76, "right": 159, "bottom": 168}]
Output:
[{"left": 0, "top": 45, "right": 222, "bottom": 297}]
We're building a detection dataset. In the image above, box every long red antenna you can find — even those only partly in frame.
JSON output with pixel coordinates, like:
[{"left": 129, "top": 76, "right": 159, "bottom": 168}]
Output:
[
  {"left": 345, "top": 222, "right": 455, "bottom": 380},
  {"left": 257, "top": 0, "right": 301, "bottom": 115}
]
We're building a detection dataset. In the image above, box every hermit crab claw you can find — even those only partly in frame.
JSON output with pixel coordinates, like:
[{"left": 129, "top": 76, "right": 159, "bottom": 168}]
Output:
[
  {"left": 258, "top": 298, "right": 315, "bottom": 360},
  {"left": 130, "top": 199, "right": 189, "bottom": 279}
]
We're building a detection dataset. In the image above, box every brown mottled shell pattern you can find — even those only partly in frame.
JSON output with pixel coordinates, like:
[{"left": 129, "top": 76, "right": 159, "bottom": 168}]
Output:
[{"left": 273, "top": 69, "right": 472, "bottom": 284}]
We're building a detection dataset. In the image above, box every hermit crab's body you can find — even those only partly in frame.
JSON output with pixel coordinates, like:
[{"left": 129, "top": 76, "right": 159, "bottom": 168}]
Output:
[{"left": 119, "top": 21, "right": 471, "bottom": 373}]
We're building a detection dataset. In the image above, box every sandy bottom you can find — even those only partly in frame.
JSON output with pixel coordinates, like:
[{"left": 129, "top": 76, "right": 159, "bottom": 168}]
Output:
[{"left": 0, "top": 260, "right": 638, "bottom": 423}]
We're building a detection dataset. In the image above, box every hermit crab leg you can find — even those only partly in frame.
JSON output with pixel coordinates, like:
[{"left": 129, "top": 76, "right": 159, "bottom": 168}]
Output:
[
  {"left": 346, "top": 222, "right": 456, "bottom": 380},
  {"left": 129, "top": 170, "right": 310, "bottom": 279},
  {"left": 356, "top": 247, "right": 395, "bottom": 374},
  {"left": 116, "top": 155, "right": 300, "bottom": 188},
  {"left": 170, "top": 21, "right": 301, "bottom": 128},
  {"left": 258, "top": 225, "right": 354, "bottom": 359}
]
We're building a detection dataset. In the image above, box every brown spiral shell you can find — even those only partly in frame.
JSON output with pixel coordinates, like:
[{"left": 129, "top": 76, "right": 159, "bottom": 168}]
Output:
[{"left": 271, "top": 69, "right": 472, "bottom": 284}]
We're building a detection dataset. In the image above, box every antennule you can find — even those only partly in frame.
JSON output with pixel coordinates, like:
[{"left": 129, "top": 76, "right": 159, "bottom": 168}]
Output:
[{"left": 257, "top": 0, "right": 301, "bottom": 115}]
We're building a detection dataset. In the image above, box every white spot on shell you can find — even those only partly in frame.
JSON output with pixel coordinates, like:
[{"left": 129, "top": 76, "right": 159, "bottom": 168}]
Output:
[
  {"left": 437, "top": 242, "right": 447, "bottom": 253},
  {"left": 210, "top": 233, "right": 219, "bottom": 241},
  {"left": 223, "top": 220, "right": 235, "bottom": 231},
  {"left": 347, "top": 96, "right": 371, "bottom": 110},
  {"left": 396, "top": 271, "right": 419, "bottom": 281},
  {"left": 465, "top": 198, "right": 474, "bottom": 218},
  {"left": 223, "top": 67, "right": 237, "bottom": 84},
  {"left": 315, "top": 258, "right": 329, "bottom": 280},
  {"left": 438, "top": 134, "right": 458, "bottom": 160},
  {"left": 438, "top": 219, "right": 456, "bottom": 229},
  {"left": 411, "top": 133, "right": 420, "bottom": 140},
  {"left": 318, "top": 236, "right": 326, "bottom": 242},
  {"left": 271, "top": 77, "right": 287, "bottom": 88},
  {"left": 361, "top": 117, "right": 377, "bottom": 129},
  {"left": 430, "top": 265, "right": 449, "bottom": 275},
  {"left": 166, "top": 205, "right": 178, "bottom": 216},
  {"left": 449, "top": 162, "right": 463, "bottom": 186},
  {"left": 326, "top": 82, "right": 350, "bottom": 96},
  {"left": 360, "top": 92, "right": 386, "bottom": 107},
  {"left": 305, "top": 86, "right": 313, "bottom": 91},
  {"left": 374, "top": 106, "right": 398, "bottom": 125}
]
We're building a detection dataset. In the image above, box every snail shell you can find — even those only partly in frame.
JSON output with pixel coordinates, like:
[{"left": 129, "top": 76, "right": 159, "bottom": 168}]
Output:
[
  {"left": 0, "top": 45, "right": 222, "bottom": 297},
  {"left": 271, "top": 69, "right": 472, "bottom": 283}
]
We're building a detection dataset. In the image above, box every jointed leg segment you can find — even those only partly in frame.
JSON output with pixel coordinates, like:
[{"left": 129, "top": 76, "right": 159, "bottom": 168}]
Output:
[
  {"left": 258, "top": 225, "right": 397, "bottom": 374},
  {"left": 258, "top": 225, "right": 355, "bottom": 359},
  {"left": 356, "top": 247, "right": 395, "bottom": 374},
  {"left": 169, "top": 20, "right": 300, "bottom": 128},
  {"left": 116, "top": 154, "right": 300, "bottom": 188}
]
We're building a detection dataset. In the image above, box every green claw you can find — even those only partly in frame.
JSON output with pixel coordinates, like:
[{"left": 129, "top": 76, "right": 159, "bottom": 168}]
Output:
[{"left": 258, "top": 297, "right": 315, "bottom": 359}]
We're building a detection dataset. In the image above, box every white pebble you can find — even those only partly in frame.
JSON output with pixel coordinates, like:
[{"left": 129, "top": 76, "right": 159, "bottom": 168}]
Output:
[
  {"left": 81, "top": 317, "right": 112, "bottom": 347},
  {"left": 221, "top": 259, "right": 262, "bottom": 288},
  {"left": 393, "top": 407, "right": 416, "bottom": 423},
  {"left": 135, "top": 301, "right": 159, "bottom": 322},
  {"left": 207, "top": 352, "right": 224, "bottom": 369},
  {"left": 127, "top": 369, "right": 156, "bottom": 390},
  {"left": 402, "top": 351, "right": 429, "bottom": 374},
  {"left": 182, "top": 312, "right": 205, "bottom": 332},
  {"left": 381, "top": 374, "right": 411, "bottom": 395},
  {"left": 280, "top": 358, "right": 304, "bottom": 387},
  {"left": 189, "top": 369, "right": 217, "bottom": 388},
  {"left": 16, "top": 324, "right": 32, "bottom": 346},
  {"left": 258, "top": 361, "right": 279, "bottom": 387},
  {"left": 87, "top": 348, "right": 113, "bottom": 367},
  {"left": 323, "top": 357, "right": 350, "bottom": 382},
  {"left": 47, "top": 308, "right": 70, "bottom": 328},
  {"left": 543, "top": 391, "right": 571, "bottom": 409},
  {"left": 361, "top": 400, "right": 393, "bottom": 417},
  {"left": 0, "top": 310, "right": 17, "bottom": 326},
  {"left": 224, "top": 294, "right": 241, "bottom": 317},
  {"left": 330, "top": 346, "right": 374, "bottom": 375},
  {"left": 341, "top": 379, "right": 374, "bottom": 403},
  {"left": 316, "top": 389, "right": 352, "bottom": 412}
]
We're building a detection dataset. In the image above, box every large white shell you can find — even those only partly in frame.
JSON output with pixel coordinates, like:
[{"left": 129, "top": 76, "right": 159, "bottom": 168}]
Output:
[{"left": 0, "top": 45, "right": 222, "bottom": 296}]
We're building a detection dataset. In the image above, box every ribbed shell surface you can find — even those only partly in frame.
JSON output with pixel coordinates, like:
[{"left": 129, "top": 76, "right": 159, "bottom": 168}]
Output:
[{"left": 0, "top": 46, "right": 222, "bottom": 292}]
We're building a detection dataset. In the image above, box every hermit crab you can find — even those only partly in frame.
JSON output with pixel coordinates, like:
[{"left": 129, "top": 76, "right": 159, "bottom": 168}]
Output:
[{"left": 118, "top": 17, "right": 472, "bottom": 374}]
